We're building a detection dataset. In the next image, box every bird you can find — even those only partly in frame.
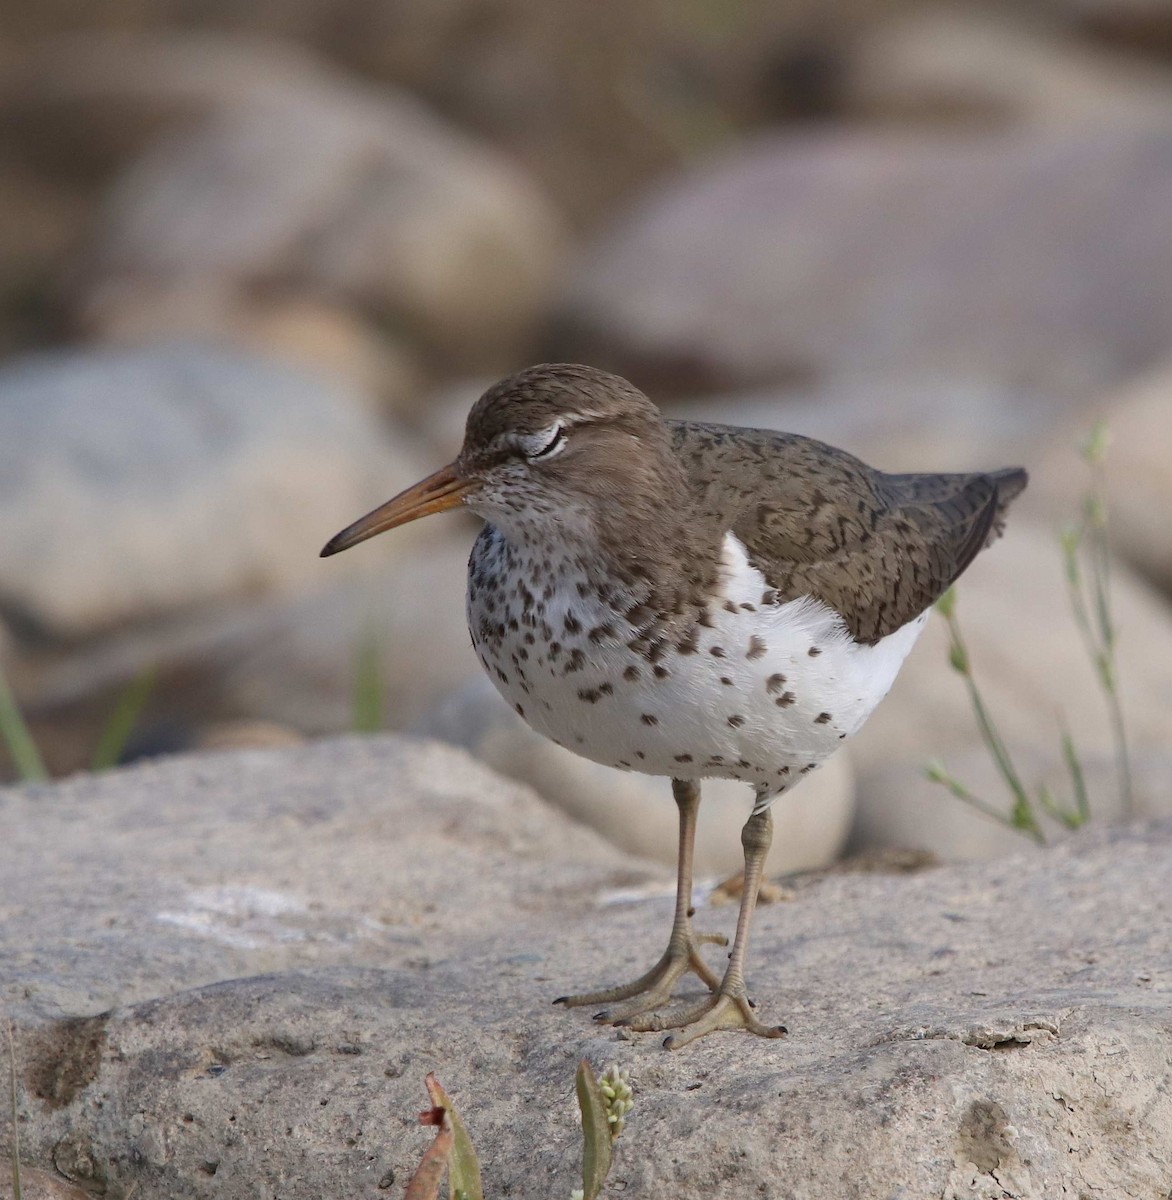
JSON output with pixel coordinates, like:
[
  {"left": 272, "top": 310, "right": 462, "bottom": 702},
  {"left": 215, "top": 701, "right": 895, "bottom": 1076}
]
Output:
[{"left": 321, "top": 363, "right": 1027, "bottom": 1049}]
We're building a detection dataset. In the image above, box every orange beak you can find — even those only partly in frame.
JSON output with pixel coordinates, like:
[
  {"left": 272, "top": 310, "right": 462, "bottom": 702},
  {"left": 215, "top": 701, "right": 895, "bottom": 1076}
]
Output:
[{"left": 320, "top": 462, "right": 472, "bottom": 557}]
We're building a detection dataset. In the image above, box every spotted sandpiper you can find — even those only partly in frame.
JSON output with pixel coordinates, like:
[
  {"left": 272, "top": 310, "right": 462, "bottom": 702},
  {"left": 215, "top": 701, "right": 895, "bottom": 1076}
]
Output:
[{"left": 322, "top": 363, "right": 1027, "bottom": 1049}]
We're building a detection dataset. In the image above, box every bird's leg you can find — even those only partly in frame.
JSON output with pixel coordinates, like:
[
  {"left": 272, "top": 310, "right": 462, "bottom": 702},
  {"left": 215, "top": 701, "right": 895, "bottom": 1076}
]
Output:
[
  {"left": 618, "top": 803, "right": 788, "bottom": 1048},
  {"left": 554, "top": 779, "right": 725, "bottom": 1020}
]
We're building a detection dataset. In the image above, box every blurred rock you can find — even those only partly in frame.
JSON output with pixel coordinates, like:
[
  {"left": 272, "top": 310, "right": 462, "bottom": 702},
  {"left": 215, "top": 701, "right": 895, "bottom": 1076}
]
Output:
[
  {"left": 7, "top": 33, "right": 567, "bottom": 369},
  {"left": 0, "top": 33, "right": 322, "bottom": 179},
  {"left": 666, "top": 376, "right": 1063, "bottom": 477},
  {"left": 16, "top": 528, "right": 478, "bottom": 774},
  {"left": 0, "top": 344, "right": 424, "bottom": 639},
  {"left": 210, "top": 530, "right": 478, "bottom": 734},
  {"left": 0, "top": 157, "right": 86, "bottom": 354},
  {"left": 1031, "top": 363, "right": 1172, "bottom": 596},
  {"left": 0, "top": 7, "right": 914, "bottom": 225},
  {"left": 854, "top": 742, "right": 1172, "bottom": 861},
  {"left": 552, "top": 124, "right": 1172, "bottom": 401},
  {"left": 424, "top": 674, "right": 855, "bottom": 877},
  {"left": 1071, "top": 0, "right": 1172, "bottom": 58},
  {"left": 408, "top": 375, "right": 492, "bottom": 459},
  {"left": 196, "top": 719, "right": 305, "bottom": 751},
  {"left": 847, "top": 8, "right": 1172, "bottom": 127},
  {"left": 848, "top": 520, "right": 1172, "bottom": 853},
  {"left": 91, "top": 289, "right": 425, "bottom": 419}
]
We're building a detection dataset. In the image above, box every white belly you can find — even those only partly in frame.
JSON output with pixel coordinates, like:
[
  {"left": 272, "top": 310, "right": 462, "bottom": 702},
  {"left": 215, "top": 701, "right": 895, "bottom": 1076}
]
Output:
[{"left": 467, "top": 527, "right": 927, "bottom": 800}]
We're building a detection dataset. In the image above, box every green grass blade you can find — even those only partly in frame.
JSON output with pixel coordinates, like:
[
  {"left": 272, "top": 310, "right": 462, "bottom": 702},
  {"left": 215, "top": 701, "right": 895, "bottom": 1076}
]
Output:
[
  {"left": 91, "top": 666, "right": 158, "bottom": 772},
  {"left": 352, "top": 628, "right": 385, "bottom": 734},
  {"left": 1058, "top": 721, "right": 1091, "bottom": 828},
  {"left": 0, "top": 667, "right": 47, "bottom": 782},
  {"left": 1035, "top": 781, "right": 1080, "bottom": 832}
]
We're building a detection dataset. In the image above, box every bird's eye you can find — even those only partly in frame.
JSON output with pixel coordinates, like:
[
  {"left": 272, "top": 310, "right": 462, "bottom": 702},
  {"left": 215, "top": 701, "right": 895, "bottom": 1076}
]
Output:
[{"left": 525, "top": 424, "right": 566, "bottom": 461}]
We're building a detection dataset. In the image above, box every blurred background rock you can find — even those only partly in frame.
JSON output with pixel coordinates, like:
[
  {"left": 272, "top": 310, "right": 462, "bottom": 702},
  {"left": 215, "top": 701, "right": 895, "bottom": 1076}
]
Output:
[{"left": 2, "top": 0, "right": 1172, "bottom": 870}]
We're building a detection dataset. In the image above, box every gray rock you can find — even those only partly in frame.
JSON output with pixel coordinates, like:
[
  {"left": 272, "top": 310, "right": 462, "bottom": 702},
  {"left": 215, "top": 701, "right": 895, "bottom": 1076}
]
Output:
[
  {"left": 425, "top": 673, "right": 855, "bottom": 877},
  {"left": 0, "top": 1165, "right": 91, "bottom": 1200},
  {"left": 0, "top": 345, "right": 423, "bottom": 639},
  {"left": 29, "top": 33, "right": 566, "bottom": 368},
  {"left": 3, "top": 737, "right": 1171, "bottom": 1197},
  {"left": 553, "top": 124, "right": 1172, "bottom": 402}
]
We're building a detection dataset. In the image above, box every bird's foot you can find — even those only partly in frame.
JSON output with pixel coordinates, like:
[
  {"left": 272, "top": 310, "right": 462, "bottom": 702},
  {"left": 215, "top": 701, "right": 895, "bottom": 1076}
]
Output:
[
  {"left": 620, "top": 983, "right": 788, "bottom": 1050},
  {"left": 553, "top": 929, "right": 726, "bottom": 1022}
]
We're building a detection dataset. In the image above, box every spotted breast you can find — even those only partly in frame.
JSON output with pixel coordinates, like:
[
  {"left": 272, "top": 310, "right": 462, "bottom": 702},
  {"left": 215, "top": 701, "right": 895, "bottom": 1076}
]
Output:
[{"left": 468, "top": 524, "right": 927, "bottom": 803}]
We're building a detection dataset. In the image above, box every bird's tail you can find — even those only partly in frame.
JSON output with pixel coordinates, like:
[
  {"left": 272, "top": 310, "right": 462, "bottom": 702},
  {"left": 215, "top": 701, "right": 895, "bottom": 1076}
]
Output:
[{"left": 986, "top": 466, "right": 1028, "bottom": 542}]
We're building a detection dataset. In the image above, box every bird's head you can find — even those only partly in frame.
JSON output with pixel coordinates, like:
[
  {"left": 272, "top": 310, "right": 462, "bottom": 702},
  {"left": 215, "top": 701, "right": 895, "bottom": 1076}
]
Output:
[{"left": 320, "top": 363, "right": 675, "bottom": 556}]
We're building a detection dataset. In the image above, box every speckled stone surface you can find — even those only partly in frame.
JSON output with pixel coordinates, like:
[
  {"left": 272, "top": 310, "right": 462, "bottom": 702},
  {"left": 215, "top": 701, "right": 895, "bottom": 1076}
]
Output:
[{"left": 3, "top": 736, "right": 1170, "bottom": 1198}]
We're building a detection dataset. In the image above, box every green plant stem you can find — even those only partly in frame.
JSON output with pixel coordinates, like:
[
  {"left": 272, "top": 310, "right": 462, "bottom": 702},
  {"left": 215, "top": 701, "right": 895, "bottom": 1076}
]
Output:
[
  {"left": 0, "top": 669, "right": 47, "bottom": 783},
  {"left": 1104, "top": 687, "right": 1134, "bottom": 817},
  {"left": 944, "top": 613, "right": 1043, "bottom": 840},
  {"left": 924, "top": 763, "right": 1045, "bottom": 843},
  {"left": 1064, "top": 448, "right": 1133, "bottom": 818}
]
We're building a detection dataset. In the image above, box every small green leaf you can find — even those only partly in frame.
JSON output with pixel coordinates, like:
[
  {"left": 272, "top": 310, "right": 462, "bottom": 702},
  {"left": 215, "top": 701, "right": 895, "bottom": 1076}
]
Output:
[
  {"left": 934, "top": 587, "right": 957, "bottom": 619},
  {"left": 577, "top": 1060, "right": 614, "bottom": 1200},
  {"left": 424, "top": 1074, "right": 483, "bottom": 1200},
  {"left": 948, "top": 642, "right": 969, "bottom": 674}
]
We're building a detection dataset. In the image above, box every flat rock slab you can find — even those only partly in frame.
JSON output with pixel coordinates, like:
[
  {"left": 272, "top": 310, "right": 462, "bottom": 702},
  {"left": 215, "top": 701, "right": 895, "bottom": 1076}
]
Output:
[{"left": 3, "top": 737, "right": 1170, "bottom": 1199}]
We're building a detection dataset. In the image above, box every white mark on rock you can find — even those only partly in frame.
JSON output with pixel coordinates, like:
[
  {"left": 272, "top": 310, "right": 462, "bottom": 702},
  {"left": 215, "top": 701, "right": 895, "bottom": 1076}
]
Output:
[{"left": 155, "top": 885, "right": 312, "bottom": 950}]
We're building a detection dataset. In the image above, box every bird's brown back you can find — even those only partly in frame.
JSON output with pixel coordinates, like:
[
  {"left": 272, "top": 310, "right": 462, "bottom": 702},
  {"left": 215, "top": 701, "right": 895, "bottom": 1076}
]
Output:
[{"left": 668, "top": 420, "right": 1027, "bottom": 644}]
